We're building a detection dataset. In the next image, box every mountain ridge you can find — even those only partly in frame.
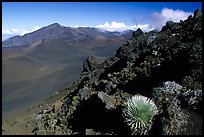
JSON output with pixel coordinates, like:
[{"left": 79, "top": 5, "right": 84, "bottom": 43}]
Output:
[{"left": 2, "top": 23, "right": 133, "bottom": 47}]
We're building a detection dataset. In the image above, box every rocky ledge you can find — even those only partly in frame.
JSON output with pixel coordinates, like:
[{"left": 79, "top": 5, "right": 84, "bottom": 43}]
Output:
[{"left": 32, "top": 9, "right": 202, "bottom": 135}]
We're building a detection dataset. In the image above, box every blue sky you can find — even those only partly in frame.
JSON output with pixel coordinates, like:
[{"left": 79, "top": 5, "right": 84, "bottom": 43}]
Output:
[{"left": 2, "top": 2, "right": 202, "bottom": 41}]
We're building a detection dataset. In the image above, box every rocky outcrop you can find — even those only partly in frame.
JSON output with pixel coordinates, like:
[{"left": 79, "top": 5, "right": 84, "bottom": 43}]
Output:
[
  {"left": 132, "top": 28, "right": 144, "bottom": 38},
  {"left": 32, "top": 9, "right": 202, "bottom": 135},
  {"left": 82, "top": 55, "right": 106, "bottom": 72}
]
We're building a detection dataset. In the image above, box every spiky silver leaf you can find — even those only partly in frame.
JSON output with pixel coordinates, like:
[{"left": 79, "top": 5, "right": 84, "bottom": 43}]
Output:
[{"left": 123, "top": 95, "right": 158, "bottom": 135}]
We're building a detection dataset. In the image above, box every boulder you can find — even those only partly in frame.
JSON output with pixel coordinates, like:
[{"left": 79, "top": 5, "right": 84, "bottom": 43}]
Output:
[
  {"left": 85, "top": 129, "right": 97, "bottom": 135},
  {"left": 78, "top": 86, "right": 91, "bottom": 100},
  {"left": 161, "top": 21, "right": 180, "bottom": 32},
  {"left": 83, "top": 55, "right": 106, "bottom": 72},
  {"left": 97, "top": 92, "right": 116, "bottom": 110}
]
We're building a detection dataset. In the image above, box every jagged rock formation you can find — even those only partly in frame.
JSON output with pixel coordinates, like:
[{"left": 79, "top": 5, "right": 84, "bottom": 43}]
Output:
[
  {"left": 32, "top": 9, "right": 202, "bottom": 135},
  {"left": 82, "top": 55, "right": 107, "bottom": 72}
]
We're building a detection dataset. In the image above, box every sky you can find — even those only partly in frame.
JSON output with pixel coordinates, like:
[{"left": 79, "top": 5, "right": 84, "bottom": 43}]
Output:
[{"left": 2, "top": 2, "right": 202, "bottom": 41}]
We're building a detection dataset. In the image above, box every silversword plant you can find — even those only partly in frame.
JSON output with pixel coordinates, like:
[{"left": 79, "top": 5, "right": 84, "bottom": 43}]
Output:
[{"left": 123, "top": 95, "right": 158, "bottom": 135}]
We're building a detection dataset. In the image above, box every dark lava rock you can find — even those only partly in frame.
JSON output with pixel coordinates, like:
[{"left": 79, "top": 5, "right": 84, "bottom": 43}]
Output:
[
  {"left": 85, "top": 129, "right": 97, "bottom": 135},
  {"left": 180, "top": 89, "right": 202, "bottom": 112},
  {"left": 83, "top": 55, "right": 106, "bottom": 72},
  {"left": 78, "top": 86, "right": 91, "bottom": 100},
  {"left": 161, "top": 21, "right": 180, "bottom": 32},
  {"left": 194, "top": 9, "right": 202, "bottom": 18},
  {"left": 146, "top": 35, "right": 157, "bottom": 46},
  {"left": 132, "top": 28, "right": 144, "bottom": 38},
  {"left": 33, "top": 9, "right": 202, "bottom": 135},
  {"left": 152, "top": 81, "right": 189, "bottom": 135},
  {"left": 97, "top": 92, "right": 116, "bottom": 110}
]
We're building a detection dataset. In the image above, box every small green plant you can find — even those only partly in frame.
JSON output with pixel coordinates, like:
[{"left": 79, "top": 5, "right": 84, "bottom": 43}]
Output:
[
  {"left": 72, "top": 96, "right": 78, "bottom": 105},
  {"left": 73, "top": 96, "right": 78, "bottom": 101},
  {"left": 123, "top": 95, "right": 158, "bottom": 135}
]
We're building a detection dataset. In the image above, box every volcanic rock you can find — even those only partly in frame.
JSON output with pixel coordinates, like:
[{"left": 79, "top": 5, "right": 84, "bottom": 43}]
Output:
[{"left": 33, "top": 9, "right": 202, "bottom": 135}]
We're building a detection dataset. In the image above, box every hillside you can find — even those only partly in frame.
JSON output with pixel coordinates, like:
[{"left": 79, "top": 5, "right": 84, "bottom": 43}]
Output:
[
  {"left": 2, "top": 23, "right": 133, "bottom": 48},
  {"left": 2, "top": 39, "right": 92, "bottom": 120},
  {"left": 2, "top": 9, "right": 202, "bottom": 135},
  {"left": 2, "top": 25, "right": 132, "bottom": 121}
]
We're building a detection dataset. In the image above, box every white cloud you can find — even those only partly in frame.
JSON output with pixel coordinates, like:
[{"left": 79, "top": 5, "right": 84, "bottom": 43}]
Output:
[
  {"left": 73, "top": 25, "right": 89, "bottom": 28},
  {"left": 96, "top": 21, "right": 127, "bottom": 32},
  {"left": 2, "top": 26, "right": 41, "bottom": 41},
  {"left": 95, "top": 21, "right": 155, "bottom": 32},
  {"left": 152, "top": 7, "right": 193, "bottom": 30},
  {"left": 95, "top": 8, "right": 193, "bottom": 33},
  {"left": 2, "top": 34, "right": 14, "bottom": 42}
]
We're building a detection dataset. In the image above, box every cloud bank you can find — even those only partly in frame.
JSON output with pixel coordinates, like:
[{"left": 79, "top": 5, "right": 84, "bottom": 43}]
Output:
[
  {"left": 2, "top": 26, "right": 41, "bottom": 41},
  {"left": 95, "top": 21, "right": 154, "bottom": 32},
  {"left": 96, "top": 8, "right": 193, "bottom": 32},
  {"left": 152, "top": 7, "right": 193, "bottom": 30}
]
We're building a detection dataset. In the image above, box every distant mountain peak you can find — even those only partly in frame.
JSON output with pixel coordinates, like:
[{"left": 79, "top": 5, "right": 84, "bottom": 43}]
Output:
[
  {"left": 2, "top": 23, "right": 133, "bottom": 47},
  {"left": 50, "top": 23, "right": 61, "bottom": 26},
  {"left": 46, "top": 23, "right": 62, "bottom": 28}
]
